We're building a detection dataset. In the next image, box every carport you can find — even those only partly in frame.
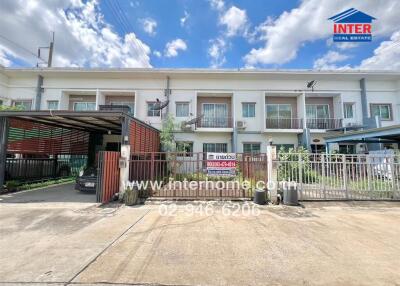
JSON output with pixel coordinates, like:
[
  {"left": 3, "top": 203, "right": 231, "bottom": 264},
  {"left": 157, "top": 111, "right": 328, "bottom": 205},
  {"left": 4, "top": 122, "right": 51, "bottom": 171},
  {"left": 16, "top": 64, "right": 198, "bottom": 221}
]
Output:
[
  {"left": 0, "top": 110, "right": 160, "bottom": 201},
  {"left": 324, "top": 124, "right": 400, "bottom": 151}
]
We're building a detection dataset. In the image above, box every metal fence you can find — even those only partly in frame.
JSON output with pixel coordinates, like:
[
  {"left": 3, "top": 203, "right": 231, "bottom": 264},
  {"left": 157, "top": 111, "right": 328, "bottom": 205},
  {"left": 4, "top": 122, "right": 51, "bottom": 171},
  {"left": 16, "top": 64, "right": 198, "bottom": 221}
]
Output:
[
  {"left": 5, "top": 155, "right": 87, "bottom": 182},
  {"left": 275, "top": 153, "right": 400, "bottom": 200},
  {"left": 128, "top": 152, "right": 267, "bottom": 199}
]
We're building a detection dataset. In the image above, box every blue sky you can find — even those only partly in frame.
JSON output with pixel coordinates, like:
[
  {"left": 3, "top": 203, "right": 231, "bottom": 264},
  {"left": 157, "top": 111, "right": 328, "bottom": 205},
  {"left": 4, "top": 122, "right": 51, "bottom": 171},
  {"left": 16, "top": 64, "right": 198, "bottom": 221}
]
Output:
[{"left": 0, "top": 0, "right": 399, "bottom": 70}]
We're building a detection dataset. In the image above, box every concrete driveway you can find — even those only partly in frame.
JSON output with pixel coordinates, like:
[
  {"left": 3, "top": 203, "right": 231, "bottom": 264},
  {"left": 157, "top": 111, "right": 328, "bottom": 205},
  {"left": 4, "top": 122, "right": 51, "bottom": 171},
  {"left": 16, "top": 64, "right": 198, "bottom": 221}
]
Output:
[
  {"left": 0, "top": 182, "right": 96, "bottom": 205},
  {"left": 0, "top": 199, "right": 400, "bottom": 286}
]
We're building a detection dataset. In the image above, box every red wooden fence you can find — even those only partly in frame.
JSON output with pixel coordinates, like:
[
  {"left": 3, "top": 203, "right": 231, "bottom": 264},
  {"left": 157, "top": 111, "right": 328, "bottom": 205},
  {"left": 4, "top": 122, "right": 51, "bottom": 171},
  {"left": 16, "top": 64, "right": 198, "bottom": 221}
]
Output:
[{"left": 96, "top": 151, "right": 120, "bottom": 203}]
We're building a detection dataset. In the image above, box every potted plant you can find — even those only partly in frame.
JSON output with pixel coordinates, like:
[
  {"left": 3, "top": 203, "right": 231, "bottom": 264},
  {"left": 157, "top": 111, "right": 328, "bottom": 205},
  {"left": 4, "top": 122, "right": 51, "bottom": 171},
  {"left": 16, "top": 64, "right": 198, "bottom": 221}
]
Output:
[{"left": 124, "top": 185, "right": 139, "bottom": 206}]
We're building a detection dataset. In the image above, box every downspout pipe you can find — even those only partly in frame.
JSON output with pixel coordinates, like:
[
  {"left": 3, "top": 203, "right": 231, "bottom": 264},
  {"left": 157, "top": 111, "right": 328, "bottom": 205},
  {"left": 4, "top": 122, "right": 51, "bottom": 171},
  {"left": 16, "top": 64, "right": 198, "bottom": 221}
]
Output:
[
  {"left": 360, "top": 78, "right": 368, "bottom": 126},
  {"left": 35, "top": 75, "right": 44, "bottom": 110}
]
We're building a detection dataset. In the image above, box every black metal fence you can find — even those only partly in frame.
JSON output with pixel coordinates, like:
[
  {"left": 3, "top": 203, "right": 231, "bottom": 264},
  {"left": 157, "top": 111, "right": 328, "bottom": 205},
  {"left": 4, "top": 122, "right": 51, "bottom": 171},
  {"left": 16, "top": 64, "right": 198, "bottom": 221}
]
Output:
[{"left": 5, "top": 155, "right": 87, "bottom": 182}]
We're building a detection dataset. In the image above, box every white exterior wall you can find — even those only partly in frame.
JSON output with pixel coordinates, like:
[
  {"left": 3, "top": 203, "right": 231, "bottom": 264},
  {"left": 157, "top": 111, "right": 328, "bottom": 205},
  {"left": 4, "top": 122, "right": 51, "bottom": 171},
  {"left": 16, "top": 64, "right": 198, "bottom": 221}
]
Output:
[{"left": 0, "top": 68, "right": 399, "bottom": 152}]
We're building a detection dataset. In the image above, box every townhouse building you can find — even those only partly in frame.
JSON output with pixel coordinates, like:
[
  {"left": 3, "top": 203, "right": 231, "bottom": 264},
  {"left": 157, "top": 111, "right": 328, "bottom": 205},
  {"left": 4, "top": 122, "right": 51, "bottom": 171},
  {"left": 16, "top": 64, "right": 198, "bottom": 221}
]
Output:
[{"left": 0, "top": 66, "right": 399, "bottom": 154}]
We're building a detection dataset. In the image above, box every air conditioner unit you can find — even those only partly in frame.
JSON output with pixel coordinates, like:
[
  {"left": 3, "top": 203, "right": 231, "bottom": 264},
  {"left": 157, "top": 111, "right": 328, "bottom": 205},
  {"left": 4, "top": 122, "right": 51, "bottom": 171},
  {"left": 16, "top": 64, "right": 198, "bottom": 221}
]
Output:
[{"left": 236, "top": 120, "right": 247, "bottom": 129}]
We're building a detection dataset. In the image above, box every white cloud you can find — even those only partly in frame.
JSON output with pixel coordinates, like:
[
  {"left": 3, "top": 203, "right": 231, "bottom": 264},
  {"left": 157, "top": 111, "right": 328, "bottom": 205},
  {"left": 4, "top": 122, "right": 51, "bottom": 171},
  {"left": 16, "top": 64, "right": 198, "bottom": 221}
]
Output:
[
  {"left": 208, "top": 37, "right": 227, "bottom": 68},
  {"left": 208, "top": 0, "right": 248, "bottom": 67},
  {"left": 358, "top": 30, "right": 400, "bottom": 70},
  {"left": 164, "top": 39, "right": 187, "bottom": 58},
  {"left": 244, "top": 0, "right": 400, "bottom": 67},
  {"left": 0, "top": 0, "right": 152, "bottom": 68},
  {"left": 313, "top": 51, "right": 351, "bottom": 70},
  {"left": 141, "top": 18, "right": 157, "bottom": 36},
  {"left": 180, "top": 11, "right": 189, "bottom": 27},
  {"left": 220, "top": 6, "right": 248, "bottom": 37},
  {"left": 209, "top": 0, "right": 225, "bottom": 12},
  {"left": 153, "top": 50, "right": 162, "bottom": 58}
]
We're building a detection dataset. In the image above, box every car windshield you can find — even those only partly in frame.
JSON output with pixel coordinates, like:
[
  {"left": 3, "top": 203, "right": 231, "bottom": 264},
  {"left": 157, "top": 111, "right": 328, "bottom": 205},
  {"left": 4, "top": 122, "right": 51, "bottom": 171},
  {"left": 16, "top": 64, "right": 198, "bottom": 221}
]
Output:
[{"left": 83, "top": 167, "right": 97, "bottom": 176}]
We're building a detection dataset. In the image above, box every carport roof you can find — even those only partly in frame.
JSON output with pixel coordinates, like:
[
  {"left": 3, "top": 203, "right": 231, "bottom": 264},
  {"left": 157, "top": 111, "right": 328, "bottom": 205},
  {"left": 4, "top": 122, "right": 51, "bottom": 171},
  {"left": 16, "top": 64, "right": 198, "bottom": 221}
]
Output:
[
  {"left": 324, "top": 124, "right": 400, "bottom": 143},
  {"left": 0, "top": 110, "right": 158, "bottom": 134}
]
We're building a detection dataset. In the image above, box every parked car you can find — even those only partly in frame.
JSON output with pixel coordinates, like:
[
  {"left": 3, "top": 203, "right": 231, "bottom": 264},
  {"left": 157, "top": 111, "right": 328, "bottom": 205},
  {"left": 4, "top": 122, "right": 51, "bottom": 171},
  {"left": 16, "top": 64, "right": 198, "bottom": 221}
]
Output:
[{"left": 75, "top": 167, "right": 97, "bottom": 192}]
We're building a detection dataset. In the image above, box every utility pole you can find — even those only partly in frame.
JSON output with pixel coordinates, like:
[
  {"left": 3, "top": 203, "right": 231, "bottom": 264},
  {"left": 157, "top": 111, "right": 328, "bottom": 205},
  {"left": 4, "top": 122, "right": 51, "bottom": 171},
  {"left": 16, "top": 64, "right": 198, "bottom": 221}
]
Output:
[
  {"left": 48, "top": 31, "right": 54, "bottom": 67},
  {"left": 37, "top": 32, "right": 55, "bottom": 67}
]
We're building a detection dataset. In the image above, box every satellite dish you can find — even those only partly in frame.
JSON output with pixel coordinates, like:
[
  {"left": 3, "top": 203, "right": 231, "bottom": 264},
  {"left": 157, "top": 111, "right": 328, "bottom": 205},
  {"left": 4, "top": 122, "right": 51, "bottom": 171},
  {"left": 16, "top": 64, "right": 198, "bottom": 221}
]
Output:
[
  {"left": 184, "top": 114, "right": 204, "bottom": 125},
  {"left": 306, "top": 80, "right": 317, "bottom": 91}
]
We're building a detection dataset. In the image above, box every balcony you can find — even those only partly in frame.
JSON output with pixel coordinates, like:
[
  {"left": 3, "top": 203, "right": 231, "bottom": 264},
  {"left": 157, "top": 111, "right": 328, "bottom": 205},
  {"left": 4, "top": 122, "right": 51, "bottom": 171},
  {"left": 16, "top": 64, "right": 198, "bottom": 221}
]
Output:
[
  {"left": 306, "top": 118, "right": 343, "bottom": 130},
  {"left": 195, "top": 116, "right": 233, "bottom": 129},
  {"left": 265, "top": 118, "right": 303, "bottom": 129}
]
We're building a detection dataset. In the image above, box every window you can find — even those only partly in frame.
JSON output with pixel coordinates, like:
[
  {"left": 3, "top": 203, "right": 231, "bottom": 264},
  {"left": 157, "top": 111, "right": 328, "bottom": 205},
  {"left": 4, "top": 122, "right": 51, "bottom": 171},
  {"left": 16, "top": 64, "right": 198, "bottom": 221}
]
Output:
[
  {"left": 343, "top": 103, "right": 354, "bottom": 119},
  {"left": 242, "top": 103, "right": 255, "bottom": 118},
  {"left": 306, "top": 104, "right": 329, "bottom": 119},
  {"left": 147, "top": 102, "right": 161, "bottom": 117},
  {"left": 110, "top": 101, "right": 135, "bottom": 115},
  {"left": 266, "top": 104, "right": 292, "bottom": 118},
  {"left": 339, "top": 144, "right": 356, "bottom": 154},
  {"left": 274, "top": 144, "right": 295, "bottom": 152},
  {"left": 243, "top": 143, "right": 261, "bottom": 154},
  {"left": 202, "top": 103, "right": 228, "bottom": 127},
  {"left": 12, "top": 100, "right": 32, "bottom": 110},
  {"left": 47, "top": 100, "right": 59, "bottom": 110},
  {"left": 370, "top": 104, "right": 392, "bottom": 120},
  {"left": 73, "top": 102, "right": 96, "bottom": 111},
  {"left": 176, "top": 102, "right": 189, "bottom": 117},
  {"left": 176, "top": 141, "right": 193, "bottom": 156},
  {"left": 311, "top": 144, "right": 326, "bottom": 154},
  {"left": 203, "top": 143, "right": 227, "bottom": 153}
]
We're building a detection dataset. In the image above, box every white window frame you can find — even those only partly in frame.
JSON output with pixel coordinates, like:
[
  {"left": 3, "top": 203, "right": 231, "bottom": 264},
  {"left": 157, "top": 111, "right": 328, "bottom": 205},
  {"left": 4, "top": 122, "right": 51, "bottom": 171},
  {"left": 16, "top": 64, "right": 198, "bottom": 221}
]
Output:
[
  {"left": 242, "top": 102, "right": 256, "bottom": 118},
  {"left": 176, "top": 102, "right": 190, "bottom": 117},
  {"left": 343, "top": 102, "right": 355, "bottom": 119},
  {"left": 202, "top": 103, "right": 228, "bottom": 118},
  {"left": 12, "top": 100, "right": 32, "bottom": 110},
  {"left": 147, "top": 102, "right": 161, "bottom": 117},
  {"left": 73, "top": 102, "right": 96, "bottom": 111},
  {"left": 306, "top": 104, "right": 330, "bottom": 119},
  {"left": 265, "top": 104, "right": 292, "bottom": 118},
  {"left": 202, "top": 143, "right": 228, "bottom": 153},
  {"left": 370, "top": 103, "right": 392, "bottom": 121},
  {"left": 47, "top": 100, "right": 59, "bottom": 110},
  {"left": 243, "top": 142, "right": 261, "bottom": 153}
]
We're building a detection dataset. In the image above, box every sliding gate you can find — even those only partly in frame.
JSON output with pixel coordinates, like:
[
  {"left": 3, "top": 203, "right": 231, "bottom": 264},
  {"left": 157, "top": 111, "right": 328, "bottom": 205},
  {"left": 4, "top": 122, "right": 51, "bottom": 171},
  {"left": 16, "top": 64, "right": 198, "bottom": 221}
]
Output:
[{"left": 129, "top": 152, "right": 268, "bottom": 199}]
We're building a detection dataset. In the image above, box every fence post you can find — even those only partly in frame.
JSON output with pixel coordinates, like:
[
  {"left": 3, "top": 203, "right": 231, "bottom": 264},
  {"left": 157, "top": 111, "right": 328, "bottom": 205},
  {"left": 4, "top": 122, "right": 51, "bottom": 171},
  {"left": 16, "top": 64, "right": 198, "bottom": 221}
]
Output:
[
  {"left": 342, "top": 154, "right": 348, "bottom": 199},
  {"left": 119, "top": 145, "right": 131, "bottom": 199},
  {"left": 389, "top": 156, "right": 396, "bottom": 199},
  {"left": 321, "top": 155, "right": 326, "bottom": 199},
  {"left": 298, "top": 155, "right": 303, "bottom": 200},
  {"left": 267, "top": 144, "right": 277, "bottom": 203},
  {"left": 0, "top": 117, "right": 9, "bottom": 192}
]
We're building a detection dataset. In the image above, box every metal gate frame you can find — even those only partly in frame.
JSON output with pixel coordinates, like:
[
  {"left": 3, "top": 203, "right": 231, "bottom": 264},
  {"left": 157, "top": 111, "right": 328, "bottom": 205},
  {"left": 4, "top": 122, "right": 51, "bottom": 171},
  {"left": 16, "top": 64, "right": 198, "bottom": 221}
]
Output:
[
  {"left": 128, "top": 152, "right": 268, "bottom": 199},
  {"left": 96, "top": 151, "right": 120, "bottom": 203}
]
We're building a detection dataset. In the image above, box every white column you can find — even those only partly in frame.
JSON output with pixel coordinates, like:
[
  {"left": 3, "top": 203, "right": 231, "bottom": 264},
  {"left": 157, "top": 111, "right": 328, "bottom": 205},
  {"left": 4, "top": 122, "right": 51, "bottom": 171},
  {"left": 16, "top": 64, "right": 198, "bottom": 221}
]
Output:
[{"left": 119, "top": 144, "right": 131, "bottom": 198}]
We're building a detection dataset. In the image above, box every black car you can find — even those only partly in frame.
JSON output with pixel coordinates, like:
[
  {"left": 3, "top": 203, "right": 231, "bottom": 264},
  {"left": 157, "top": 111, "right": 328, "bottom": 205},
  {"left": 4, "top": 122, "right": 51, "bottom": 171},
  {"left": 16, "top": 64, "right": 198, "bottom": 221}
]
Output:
[{"left": 75, "top": 167, "right": 97, "bottom": 192}]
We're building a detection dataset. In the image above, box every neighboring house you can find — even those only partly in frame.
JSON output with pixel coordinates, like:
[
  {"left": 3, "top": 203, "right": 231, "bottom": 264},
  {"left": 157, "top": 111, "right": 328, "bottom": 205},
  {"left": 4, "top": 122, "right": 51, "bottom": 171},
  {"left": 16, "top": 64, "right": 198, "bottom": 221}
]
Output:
[{"left": 0, "top": 68, "right": 399, "bottom": 153}]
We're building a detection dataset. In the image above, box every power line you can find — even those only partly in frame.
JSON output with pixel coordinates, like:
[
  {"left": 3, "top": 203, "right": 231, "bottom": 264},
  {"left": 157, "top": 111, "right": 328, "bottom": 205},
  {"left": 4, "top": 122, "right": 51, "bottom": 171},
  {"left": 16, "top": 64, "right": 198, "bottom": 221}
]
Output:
[
  {"left": 0, "top": 34, "right": 47, "bottom": 63},
  {"left": 104, "top": 0, "right": 150, "bottom": 57}
]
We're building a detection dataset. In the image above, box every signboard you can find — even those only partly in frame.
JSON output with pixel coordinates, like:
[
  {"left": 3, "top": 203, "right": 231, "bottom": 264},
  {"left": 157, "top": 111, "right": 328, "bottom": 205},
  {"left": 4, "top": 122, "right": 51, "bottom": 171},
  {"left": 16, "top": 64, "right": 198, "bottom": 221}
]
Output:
[{"left": 206, "top": 152, "right": 236, "bottom": 177}]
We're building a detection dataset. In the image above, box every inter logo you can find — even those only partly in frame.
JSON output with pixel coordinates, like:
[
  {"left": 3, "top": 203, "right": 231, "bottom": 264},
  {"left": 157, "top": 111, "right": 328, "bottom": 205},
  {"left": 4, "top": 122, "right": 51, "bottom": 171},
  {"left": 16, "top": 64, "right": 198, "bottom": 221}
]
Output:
[{"left": 328, "top": 8, "right": 376, "bottom": 42}]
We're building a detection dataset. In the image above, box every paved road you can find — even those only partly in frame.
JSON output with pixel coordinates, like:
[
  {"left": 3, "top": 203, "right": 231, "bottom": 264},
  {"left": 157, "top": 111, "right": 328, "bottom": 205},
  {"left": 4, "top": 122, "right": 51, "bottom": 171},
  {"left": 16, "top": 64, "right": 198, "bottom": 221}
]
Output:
[
  {"left": 0, "top": 199, "right": 400, "bottom": 285},
  {"left": 0, "top": 182, "right": 96, "bottom": 204}
]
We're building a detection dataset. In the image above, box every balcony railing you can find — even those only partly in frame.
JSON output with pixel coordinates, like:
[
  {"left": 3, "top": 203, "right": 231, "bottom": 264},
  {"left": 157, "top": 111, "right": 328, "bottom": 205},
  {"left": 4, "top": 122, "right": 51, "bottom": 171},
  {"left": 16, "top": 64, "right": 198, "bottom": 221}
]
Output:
[
  {"left": 306, "top": 118, "right": 343, "bottom": 129},
  {"left": 196, "top": 116, "right": 233, "bottom": 128},
  {"left": 265, "top": 118, "right": 303, "bottom": 129}
]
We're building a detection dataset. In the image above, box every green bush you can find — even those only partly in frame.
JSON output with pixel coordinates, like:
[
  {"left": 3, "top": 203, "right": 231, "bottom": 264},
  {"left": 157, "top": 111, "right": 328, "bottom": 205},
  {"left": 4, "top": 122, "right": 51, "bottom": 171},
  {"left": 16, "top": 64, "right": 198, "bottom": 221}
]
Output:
[{"left": 277, "top": 147, "right": 319, "bottom": 183}]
